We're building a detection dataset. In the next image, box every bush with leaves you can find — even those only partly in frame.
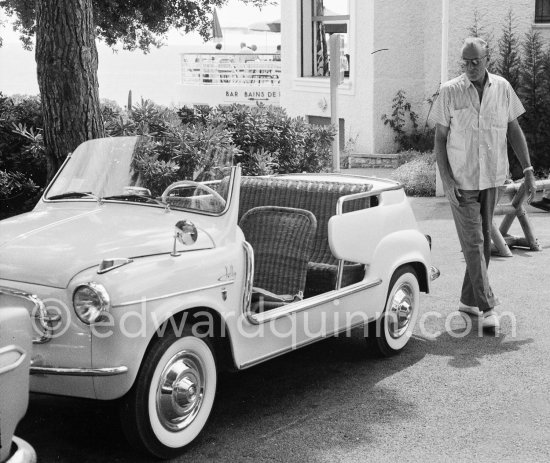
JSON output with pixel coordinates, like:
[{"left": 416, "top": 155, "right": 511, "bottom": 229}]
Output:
[
  {"left": 104, "top": 98, "right": 181, "bottom": 137},
  {"left": 0, "top": 93, "right": 46, "bottom": 186},
  {"left": 393, "top": 151, "right": 436, "bottom": 197},
  {"left": 114, "top": 106, "right": 241, "bottom": 196},
  {"left": 116, "top": 102, "right": 334, "bottom": 180},
  {"left": 0, "top": 93, "right": 46, "bottom": 215},
  {"left": 176, "top": 105, "right": 212, "bottom": 125},
  {"left": 244, "top": 148, "right": 278, "bottom": 176},
  {"left": 0, "top": 169, "right": 40, "bottom": 219},
  {"left": 206, "top": 103, "right": 334, "bottom": 174},
  {"left": 381, "top": 90, "right": 434, "bottom": 153}
]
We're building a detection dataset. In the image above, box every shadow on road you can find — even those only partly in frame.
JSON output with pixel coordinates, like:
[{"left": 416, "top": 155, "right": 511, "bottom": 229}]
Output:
[{"left": 412, "top": 314, "right": 534, "bottom": 369}]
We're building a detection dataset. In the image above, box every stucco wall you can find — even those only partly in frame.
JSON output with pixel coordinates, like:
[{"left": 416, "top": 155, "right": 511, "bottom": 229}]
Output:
[
  {"left": 372, "top": 0, "right": 434, "bottom": 153},
  {"left": 280, "top": 0, "right": 547, "bottom": 156}
]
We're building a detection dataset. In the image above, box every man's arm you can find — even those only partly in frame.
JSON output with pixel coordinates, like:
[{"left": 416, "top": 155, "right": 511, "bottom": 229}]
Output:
[
  {"left": 434, "top": 123, "right": 460, "bottom": 206},
  {"left": 508, "top": 119, "right": 537, "bottom": 203}
]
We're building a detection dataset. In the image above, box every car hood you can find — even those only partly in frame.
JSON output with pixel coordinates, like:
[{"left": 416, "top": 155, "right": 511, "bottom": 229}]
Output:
[{"left": 0, "top": 205, "right": 215, "bottom": 288}]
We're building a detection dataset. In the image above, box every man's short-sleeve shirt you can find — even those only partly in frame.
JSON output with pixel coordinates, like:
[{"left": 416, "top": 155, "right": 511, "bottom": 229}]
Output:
[{"left": 429, "top": 72, "right": 525, "bottom": 190}]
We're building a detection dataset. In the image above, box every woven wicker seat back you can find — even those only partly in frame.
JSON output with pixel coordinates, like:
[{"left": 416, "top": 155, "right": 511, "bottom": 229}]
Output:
[
  {"left": 239, "top": 206, "right": 317, "bottom": 297},
  {"left": 237, "top": 177, "right": 373, "bottom": 297},
  {"left": 238, "top": 177, "right": 372, "bottom": 264}
]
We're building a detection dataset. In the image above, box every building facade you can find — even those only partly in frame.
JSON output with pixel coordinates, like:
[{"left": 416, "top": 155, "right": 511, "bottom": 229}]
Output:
[{"left": 280, "top": 0, "right": 550, "bottom": 155}]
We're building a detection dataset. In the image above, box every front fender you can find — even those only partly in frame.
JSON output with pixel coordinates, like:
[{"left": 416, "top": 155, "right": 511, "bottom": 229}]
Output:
[
  {"left": 90, "top": 246, "right": 244, "bottom": 400},
  {"left": 91, "top": 290, "right": 234, "bottom": 399}
]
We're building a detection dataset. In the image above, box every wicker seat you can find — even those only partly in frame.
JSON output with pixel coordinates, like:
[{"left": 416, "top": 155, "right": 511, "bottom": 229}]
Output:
[
  {"left": 239, "top": 206, "right": 317, "bottom": 312},
  {"left": 238, "top": 177, "right": 372, "bottom": 297}
]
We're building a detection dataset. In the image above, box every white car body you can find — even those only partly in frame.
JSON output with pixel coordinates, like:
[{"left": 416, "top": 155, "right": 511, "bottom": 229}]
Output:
[{"left": 0, "top": 136, "right": 438, "bottom": 458}]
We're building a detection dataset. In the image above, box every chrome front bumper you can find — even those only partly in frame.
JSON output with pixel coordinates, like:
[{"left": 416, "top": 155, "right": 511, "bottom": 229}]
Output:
[{"left": 30, "top": 362, "right": 128, "bottom": 377}]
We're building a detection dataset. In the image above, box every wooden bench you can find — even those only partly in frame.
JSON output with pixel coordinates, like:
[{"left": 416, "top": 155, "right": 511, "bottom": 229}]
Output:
[
  {"left": 491, "top": 179, "right": 550, "bottom": 256},
  {"left": 237, "top": 176, "right": 374, "bottom": 297}
]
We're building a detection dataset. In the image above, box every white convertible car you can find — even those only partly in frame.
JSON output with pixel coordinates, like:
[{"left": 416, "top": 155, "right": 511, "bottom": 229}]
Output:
[{"left": 0, "top": 136, "right": 439, "bottom": 458}]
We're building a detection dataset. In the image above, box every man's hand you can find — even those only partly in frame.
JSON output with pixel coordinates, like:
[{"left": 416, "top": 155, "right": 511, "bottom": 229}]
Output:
[
  {"left": 524, "top": 170, "right": 537, "bottom": 204},
  {"left": 434, "top": 123, "right": 462, "bottom": 206},
  {"left": 443, "top": 177, "right": 462, "bottom": 207},
  {"left": 508, "top": 119, "right": 536, "bottom": 204}
]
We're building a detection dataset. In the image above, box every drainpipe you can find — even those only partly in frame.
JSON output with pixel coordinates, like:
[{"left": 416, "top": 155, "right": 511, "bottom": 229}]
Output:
[
  {"left": 441, "top": 0, "right": 449, "bottom": 84},
  {"left": 436, "top": 0, "right": 450, "bottom": 197}
]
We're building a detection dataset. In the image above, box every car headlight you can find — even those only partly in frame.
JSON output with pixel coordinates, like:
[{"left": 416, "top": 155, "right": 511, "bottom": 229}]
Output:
[{"left": 73, "top": 282, "right": 111, "bottom": 324}]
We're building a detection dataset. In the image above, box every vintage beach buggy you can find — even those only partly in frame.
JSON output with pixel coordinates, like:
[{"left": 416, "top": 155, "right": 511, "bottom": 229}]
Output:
[{"left": 0, "top": 136, "right": 439, "bottom": 458}]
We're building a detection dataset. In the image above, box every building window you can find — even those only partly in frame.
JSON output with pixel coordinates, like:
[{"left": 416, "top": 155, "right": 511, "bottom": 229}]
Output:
[
  {"left": 535, "top": 0, "right": 550, "bottom": 23},
  {"left": 304, "top": 0, "right": 350, "bottom": 78}
]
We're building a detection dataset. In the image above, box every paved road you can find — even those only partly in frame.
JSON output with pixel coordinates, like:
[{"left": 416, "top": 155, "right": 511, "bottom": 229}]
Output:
[{"left": 17, "top": 196, "right": 550, "bottom": 462}]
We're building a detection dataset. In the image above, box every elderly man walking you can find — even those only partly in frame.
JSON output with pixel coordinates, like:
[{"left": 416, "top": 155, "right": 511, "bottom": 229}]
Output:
[{"left": 430, "top": 37, "right": 537, "bottom": 330}]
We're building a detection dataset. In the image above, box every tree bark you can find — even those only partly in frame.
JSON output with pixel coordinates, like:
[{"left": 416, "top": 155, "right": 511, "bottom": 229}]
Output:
[{"left": 36, "top": 0, "right": 105, "bottom": 181}]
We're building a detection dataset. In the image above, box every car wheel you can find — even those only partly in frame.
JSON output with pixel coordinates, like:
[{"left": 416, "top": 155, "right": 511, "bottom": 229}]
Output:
[
  {"left": 365, "top": 265, "right": 419, "bottom": 357},
  {"left": 119, "top": 326, "right": 217, "bottom": 459}
]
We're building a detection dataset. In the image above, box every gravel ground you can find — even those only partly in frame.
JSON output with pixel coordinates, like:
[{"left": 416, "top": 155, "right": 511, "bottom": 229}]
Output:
[{"left": 17, "top": 192, "right": 550, "bottom": 463}]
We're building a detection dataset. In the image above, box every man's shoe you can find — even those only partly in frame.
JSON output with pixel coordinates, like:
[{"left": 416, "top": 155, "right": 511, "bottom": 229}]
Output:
[
  {"left": 482, "top": 310, "right": 499, "bottom": 330},
  {"left": 459, "top": 302, "right": 482, "bottom": 316}
]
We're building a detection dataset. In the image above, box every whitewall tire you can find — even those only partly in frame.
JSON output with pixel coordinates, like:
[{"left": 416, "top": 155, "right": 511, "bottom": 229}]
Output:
[
  {"left": 366, "top": 265, "right": 420, "bottom": 357},
  {"left": 120, "top": 326, "right": 217, "bottom": 459}
]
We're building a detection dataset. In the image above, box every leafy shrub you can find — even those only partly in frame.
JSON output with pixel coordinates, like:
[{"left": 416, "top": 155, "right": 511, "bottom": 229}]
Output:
[
  {"left": 108, "top": 102, "right": 333, "bottom": 187},
  {"left": 297, "top": 122, "right": 333, "bottom": 172},
  {"left": 381, "top": 90, "right": 434, "bottom": 153},
  {"left": 123, "top": 122, "right": 240, "bottom": 197},
  {"left": 0, "top": 93, "right": 46, "bottom": 187},
  {"left": 396, "top": 150, "right": 421, "bottom": 166},
  {"left": 393, "top": 151, "right": 436, "bottom": 196},
  {"left": 240, "top": 147, "right": 278, "bottom": 176},
  {"left": 131, "top": 138, "right": 181, "bottom": 196},
  {"left": 100, "top": 98, "right": 123, "bottom": 120},
  {"left": 177, "top": 105, "right": 212, "bottom": 125},
  {"left": 206, "top": 103, "right": 334, "bottom": 174},
  {"left": 0, "top": 169, "right": 40, "bottom": 219}
]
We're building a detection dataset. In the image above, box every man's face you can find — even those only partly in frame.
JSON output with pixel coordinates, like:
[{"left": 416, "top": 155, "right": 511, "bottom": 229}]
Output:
[{"left": 461, "top": 45, "right": 487, "bottom": 83}]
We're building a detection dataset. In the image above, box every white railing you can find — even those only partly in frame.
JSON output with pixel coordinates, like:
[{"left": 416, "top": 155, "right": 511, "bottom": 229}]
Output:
[{"left": 181, "top": 53, "right": 281, "bottom": 86}]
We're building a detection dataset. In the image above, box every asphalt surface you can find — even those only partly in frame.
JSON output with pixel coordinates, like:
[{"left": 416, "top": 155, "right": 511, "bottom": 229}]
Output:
[{"left": 17, "top": 188, "right": 550, "bottom": 462}]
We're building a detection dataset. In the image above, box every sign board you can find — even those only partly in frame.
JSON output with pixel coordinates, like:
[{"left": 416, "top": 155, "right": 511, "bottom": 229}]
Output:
[
  {"left": 223, "top": 88, "right": 280, "bottom": 104},
  {"left": 178, "top": 85, "right": 280, "bottom": 107}
]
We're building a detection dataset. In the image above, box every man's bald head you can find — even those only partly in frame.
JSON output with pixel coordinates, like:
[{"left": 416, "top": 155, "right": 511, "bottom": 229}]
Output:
[
  {"left": 462, "top": 37, "right": 489, "bottom": 59},
  {"left": 460, "top": 37, "right": 489, "bottom": 83}
]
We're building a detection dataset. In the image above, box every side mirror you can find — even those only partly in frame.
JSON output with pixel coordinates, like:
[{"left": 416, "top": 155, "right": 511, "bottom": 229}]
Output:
[{"left": 171, "top": 220, "right": 198, "bottom": 256}]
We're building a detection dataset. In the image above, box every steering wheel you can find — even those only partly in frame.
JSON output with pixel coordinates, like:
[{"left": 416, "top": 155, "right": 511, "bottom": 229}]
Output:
[{"left": 161, "top": 180, "right": 226, "bottom": 209}]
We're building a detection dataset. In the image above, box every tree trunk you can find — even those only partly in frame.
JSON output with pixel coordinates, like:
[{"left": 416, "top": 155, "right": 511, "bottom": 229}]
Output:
[{"left": 36, "top": 0, "right": 105, "bottom": 181}]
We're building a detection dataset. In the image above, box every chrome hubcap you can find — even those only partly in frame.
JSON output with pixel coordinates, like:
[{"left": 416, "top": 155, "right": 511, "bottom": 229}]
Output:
[
  {"left": 387, "top": 284, "right": 414, "bottom": 339},
  {"left": 156, "top": 351, "right": 205, "bottom": 431}
]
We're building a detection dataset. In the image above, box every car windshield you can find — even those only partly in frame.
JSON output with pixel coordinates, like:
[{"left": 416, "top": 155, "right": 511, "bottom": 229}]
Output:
[{"left": 45, "top": 136, "right": 232, "bottom": 214}]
